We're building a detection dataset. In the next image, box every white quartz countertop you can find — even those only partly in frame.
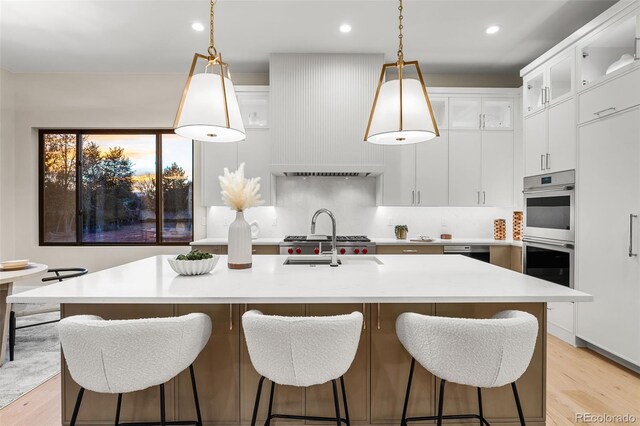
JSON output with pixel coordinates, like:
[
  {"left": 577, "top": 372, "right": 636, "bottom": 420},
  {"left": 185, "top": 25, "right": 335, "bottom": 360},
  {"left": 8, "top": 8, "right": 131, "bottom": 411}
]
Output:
[
  {"left": 190, "top": 237, "right": 522, "bottom": 247},
  {"left": 191, "top": 238, "right": 283, "bottom": 246},
  {"left": 8, "top": 255, "right": 590, "bottom": 305}
]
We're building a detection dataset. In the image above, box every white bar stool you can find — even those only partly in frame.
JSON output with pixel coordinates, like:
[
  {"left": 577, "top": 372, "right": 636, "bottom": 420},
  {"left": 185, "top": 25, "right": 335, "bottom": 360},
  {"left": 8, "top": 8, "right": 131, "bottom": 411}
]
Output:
[
  {"left": 242, "top": 310, "right": 363, "bottom": 426},
  {"left": 396, "top": 310, "right": 538, "bottom": 426},
  {"left": 58, "top": 313, "right": 212, "bottom": 426}
]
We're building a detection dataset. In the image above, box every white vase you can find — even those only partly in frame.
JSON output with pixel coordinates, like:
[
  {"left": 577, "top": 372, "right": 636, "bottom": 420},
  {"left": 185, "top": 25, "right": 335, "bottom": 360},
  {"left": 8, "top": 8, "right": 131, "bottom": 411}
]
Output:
[{"left": 228, "top": 211, "right": 252, "bottom": 269}]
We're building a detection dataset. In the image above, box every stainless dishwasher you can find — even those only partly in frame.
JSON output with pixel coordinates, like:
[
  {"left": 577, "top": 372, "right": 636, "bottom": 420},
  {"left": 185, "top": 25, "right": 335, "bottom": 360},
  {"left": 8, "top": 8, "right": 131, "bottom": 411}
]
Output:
[{"left": 443, "top": 245, "right": 491, "bottom": 263}]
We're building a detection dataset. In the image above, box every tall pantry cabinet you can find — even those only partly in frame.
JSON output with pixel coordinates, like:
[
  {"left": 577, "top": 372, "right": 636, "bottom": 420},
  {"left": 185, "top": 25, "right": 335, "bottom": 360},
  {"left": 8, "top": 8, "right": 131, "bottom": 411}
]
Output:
[{"left": 576, "top": 73, "right": 640, "bottom": 367}]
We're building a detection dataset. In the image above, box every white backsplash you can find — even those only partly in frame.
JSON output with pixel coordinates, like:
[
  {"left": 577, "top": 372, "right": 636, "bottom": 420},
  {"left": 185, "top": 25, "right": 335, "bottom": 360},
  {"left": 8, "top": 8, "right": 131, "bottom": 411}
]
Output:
[{"left": 206, "top": 177, "right": 516, "bottom": 239}]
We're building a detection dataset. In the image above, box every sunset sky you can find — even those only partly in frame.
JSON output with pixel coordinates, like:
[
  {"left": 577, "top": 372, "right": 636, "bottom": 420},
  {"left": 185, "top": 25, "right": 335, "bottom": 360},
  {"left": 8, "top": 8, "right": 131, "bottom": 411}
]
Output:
[{"left": 84, "top": 133, "right": 193, "bottom": 179}]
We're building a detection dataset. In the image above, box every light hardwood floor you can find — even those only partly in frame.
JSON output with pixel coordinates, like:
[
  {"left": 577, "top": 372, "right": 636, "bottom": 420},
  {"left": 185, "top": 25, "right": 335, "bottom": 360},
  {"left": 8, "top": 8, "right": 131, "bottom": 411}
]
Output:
[{"left": 1, "top": 335, "right": 638, "bottom": 426}]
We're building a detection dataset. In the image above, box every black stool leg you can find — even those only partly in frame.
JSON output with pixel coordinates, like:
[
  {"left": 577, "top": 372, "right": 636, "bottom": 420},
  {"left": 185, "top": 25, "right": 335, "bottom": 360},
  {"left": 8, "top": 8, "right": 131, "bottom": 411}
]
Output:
[
  {"left": 436, "top": 379, "right": 446, "bottom": 426},
  {"left": 115, "top": 393, "right": 122, "bottom": 426},
  {"left": 400, "top": 358, "right": 416, "bottom": 426},
  {"left": 511, "top": 382, "right": 526, "bottom": 426},
  {"left": 70, "top": 387, "right": 85, "bottom": 426},
  {"left": 331, "top": 380, "right": 341, "bottom": 426},
  {"left": 477, "top": 388, "right": 484, "bottom": 426},
  {"left": 251, "top": 376, "right": 266, "bottom": 426},
  {"left": 265, "top": 381, "right": 275, "bottom": 426},
  {"left": 340, "top": 376, "right": 350, "bottom": 426},
  {"left": 9, "top": 311, "right": 16, "bottom": 361},
  {"left": 160, "top": 384, "right": 166, "bottom": 426},
  {"left": 189, "top": 365, "right": 203, "bottom": 426}
]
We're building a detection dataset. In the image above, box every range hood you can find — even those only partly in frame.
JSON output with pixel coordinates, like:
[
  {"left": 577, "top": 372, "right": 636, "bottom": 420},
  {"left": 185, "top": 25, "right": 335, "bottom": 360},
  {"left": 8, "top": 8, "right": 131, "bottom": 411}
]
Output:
[{"left": 270, "top": 53, "right": 385, "bottom": 174}]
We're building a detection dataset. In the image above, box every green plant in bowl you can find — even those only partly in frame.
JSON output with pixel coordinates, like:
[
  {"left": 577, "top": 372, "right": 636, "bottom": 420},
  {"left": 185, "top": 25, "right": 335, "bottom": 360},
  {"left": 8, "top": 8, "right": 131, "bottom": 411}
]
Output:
[
  {"left": 176, "top": 250, "right": 214, "bottom": 261},
  {"left": 395, "top": 225, "right": 408, "bottom": 240}
]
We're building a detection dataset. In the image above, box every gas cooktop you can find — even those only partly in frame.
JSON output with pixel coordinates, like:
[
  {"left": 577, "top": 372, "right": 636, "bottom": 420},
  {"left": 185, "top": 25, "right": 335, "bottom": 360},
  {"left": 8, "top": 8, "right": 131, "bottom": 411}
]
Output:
[{"left": 283, "top": 235, "right": 371, "bottom": 243}]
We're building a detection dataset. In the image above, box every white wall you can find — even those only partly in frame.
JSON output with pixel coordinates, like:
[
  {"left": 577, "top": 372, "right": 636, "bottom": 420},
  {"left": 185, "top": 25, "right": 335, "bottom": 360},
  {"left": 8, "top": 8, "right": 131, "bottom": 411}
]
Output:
[
  {"left": 6, "top": 72, "right": 267, "bottom": 290},
  {"left": 0, "top": 69, "right": 16, "bottom": 261},
  {"left": 207, "top": 177, "right": 516, "bottom": 239}
]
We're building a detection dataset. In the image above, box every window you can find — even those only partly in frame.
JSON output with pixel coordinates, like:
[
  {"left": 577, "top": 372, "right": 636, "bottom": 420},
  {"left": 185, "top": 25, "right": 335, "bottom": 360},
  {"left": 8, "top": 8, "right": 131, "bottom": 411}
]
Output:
[{"left": 40, "top": 130, "right": 193, "bottom": 245}]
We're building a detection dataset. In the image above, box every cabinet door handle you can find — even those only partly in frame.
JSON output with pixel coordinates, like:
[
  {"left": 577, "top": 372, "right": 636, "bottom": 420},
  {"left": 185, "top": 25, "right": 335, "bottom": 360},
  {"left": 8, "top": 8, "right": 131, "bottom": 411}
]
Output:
[
  {"left": 482, "top": 114, "right": 486, "bottom": 129},
  {"left": 479, "top": 113, "right": 482, "bottom": 129},
  {"left": 593, "top": 107, "right": 616, "bottom": 117},
  {"left": 417, "top": 190, "right": 421, "bottom": 204},
  {"left": 540, "top": 87, "right": 545, "bottom": 105},
  {"left": 377, "top": 303, "right": 381, "bottom": 330},
  {"left": 412, "top": 190, "right": 415, "bottom": 205},
  {"left": 540, "top": 154, "right": 545, "bottom": 171},
  {"left": 362, "top": 303, "right": 366, "bottom": 330},
  {"left": 630, "top": 214, "right": 638, "bottom": 257},
  {"left": 229, "top": 304, "right": 233, "bottom": 331},
  {"left": 402, "top": 249, "right": 418, "bottom": 253},
  {"left": 483, "top": 191, "right": 486, "bottom": 205},
  {"left": 546, "top": 153, "right": 550, "bottom": 170},
  {"left": 477, "top": 191, "right": 480, "bottom": 204}
]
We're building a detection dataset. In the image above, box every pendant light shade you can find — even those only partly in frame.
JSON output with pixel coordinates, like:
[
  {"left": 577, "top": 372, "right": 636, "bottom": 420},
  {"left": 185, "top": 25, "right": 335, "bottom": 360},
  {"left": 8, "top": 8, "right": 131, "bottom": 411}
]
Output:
[
  {"left": 175, "top": 73, "right": 245, "bottom": 143},
  {"left": 174, "top": 0, "right": 245, "bottom": 143},
  {"left": 364, "top": 0, "right": 439, "bottom": 145},
  {"left": 366, "top": 77, "right": 437, "bottom": 145}
]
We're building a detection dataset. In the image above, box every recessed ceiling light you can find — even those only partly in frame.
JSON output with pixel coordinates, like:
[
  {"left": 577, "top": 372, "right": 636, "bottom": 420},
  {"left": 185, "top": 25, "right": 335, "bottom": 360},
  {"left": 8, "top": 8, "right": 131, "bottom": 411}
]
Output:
[
  {"left": 339, "top": 24, "right": 352, "bottom": 33},
  {"left": 485, "top": 25, "right": 500, "bottom": 35},
  {"left": 192, "top": 22, "right": 205, "bottom": 32}
]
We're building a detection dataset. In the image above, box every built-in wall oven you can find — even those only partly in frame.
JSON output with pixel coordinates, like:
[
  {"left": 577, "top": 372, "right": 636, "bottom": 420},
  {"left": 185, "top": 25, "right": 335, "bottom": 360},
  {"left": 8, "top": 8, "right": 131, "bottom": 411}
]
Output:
[
  {"left": 523, "top": 238, "right": 574, "bottom": 288},
  {"left": 523, "top": 170, "right": 575, "bottom": 243},
  {"left": 523, "top": 169, "right": 575, "bottom": 288}
]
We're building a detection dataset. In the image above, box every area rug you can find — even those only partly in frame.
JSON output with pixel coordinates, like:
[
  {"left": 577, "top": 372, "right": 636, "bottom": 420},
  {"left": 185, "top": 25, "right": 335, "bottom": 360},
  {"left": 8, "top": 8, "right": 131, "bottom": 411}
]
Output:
[{"left": 0, "top": 310, "right": 60, "bottom": 409}]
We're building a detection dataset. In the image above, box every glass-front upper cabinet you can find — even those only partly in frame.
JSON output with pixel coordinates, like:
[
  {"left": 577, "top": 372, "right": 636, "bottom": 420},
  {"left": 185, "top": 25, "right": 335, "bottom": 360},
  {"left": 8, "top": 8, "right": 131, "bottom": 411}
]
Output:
[
  {"left": 236, "top": 89, "right": 269, "bottom": 128},
  {"left": 449, "top": 98, "right": 481, "bottom": 129},
  {"left": 523, "top": 69, "right": 546, "bottom": 115},
  {"left": 548, "top": 52, "right": 574, "bottom": 104},
  {"left": 579, "top": 14, "right": 639, "bottom": 89},
  {"left": 482, "top": 99, "right": 513, "bottom": 130},
  {"left": 429, "top": 97, "right": 448, "bottom": 130}
]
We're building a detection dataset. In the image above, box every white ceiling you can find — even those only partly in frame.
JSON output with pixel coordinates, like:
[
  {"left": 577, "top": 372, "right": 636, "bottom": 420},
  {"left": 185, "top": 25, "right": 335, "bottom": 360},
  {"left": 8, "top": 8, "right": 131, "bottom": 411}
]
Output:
[{"left": 0, "top": 0, "right": 617, "bottom": 75}]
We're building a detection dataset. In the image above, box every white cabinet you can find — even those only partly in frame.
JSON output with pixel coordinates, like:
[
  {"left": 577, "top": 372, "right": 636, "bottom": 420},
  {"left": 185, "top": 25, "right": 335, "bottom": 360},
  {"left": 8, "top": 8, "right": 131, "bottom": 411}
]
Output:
[
  {"left": 524, "top": 97, "right": 576, "bottom": 176},
  {"left": 547, "top": 302, "right": 575, "bottom": 337},
  {"left": 202, "top": 143, "right": 238, "bottom": 206},
  {"left": 523, "top": 52, "right": 575, "bottom": 117},
  {"left": 202, "top": 87, "right": 273, "bottom": 207},
  {"left": 449, "top": 131, "right": 513, "bottom": 206},
  {"left": 449, "top": 131, "right": 482, "bottom": 205},
  {"left": 577, "top": 106, "right": 640, "bottom": 367},
  {"left": 578, "top": 66, "right": 640, "bottom": 124},
  {"left": 381, "top": 133, "right": 449, "bottom": 206},
  {"left": 430, "top": 97, "right": 449, "bottom": 130},
  {"left": 481, "top": 132, "right": 514, "bottom": 206},
  {"left": 450, "top": 98, "right": 513, "bottom": 130},
  {"left": 415, "top": 133, "right": 449, "bottom": 206}
]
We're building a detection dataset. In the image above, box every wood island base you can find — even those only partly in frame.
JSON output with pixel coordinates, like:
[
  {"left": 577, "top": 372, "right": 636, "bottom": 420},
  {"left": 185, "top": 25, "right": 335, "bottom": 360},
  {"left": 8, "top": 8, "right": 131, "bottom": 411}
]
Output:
[{"left": 60, "top": 302, "right": 546, "bottom": 426}]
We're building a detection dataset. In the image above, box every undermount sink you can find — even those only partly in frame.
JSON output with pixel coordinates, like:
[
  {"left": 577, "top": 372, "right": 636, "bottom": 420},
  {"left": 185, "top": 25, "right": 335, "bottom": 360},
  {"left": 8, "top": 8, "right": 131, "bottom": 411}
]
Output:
[
  {"left": 283, "top": 256, "right": 383, "bottom": 266},
  {"left": 283, "top": 256, "right": 342, "bottom": 266}
]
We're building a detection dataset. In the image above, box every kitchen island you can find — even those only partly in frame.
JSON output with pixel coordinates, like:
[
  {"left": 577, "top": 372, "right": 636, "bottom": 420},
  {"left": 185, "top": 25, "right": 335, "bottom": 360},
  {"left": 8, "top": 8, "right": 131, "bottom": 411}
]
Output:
[{"left": 9, "top": 255, "right": 591, "bottom": 426}]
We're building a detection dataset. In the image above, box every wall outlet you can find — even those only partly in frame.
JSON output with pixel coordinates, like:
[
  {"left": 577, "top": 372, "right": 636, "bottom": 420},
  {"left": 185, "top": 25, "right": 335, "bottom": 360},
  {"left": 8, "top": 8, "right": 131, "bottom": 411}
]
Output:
[
  {"left": 223, "top": 216, "right": 230, "bottom": 227},
  {"left": 272, "top": 218, "right": 278, "bottom": 227},
  {"left": 387, "top": 216, "right": 393, "bottom": 226}
]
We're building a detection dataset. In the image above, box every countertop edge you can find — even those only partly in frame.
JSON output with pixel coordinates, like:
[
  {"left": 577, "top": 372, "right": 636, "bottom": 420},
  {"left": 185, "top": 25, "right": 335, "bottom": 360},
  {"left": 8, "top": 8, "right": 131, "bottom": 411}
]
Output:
[{"left": 190, "top": 238, "right": 524, "bottom": 247}]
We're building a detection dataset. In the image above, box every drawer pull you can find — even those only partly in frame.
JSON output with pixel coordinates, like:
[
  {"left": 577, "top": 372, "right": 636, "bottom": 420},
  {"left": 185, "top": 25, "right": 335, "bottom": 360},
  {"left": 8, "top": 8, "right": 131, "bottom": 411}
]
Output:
[
  {"left": 229, "top": 304, "right": 233, "bottom": 331},
  {"left": 593, "top": 107, "right": 616, "bottom": 117},
  {"left": 402, "top": 249, "right": 418, "bottom": 253},
  {"left": 377, "top": 303, "right": 381, "bottom": 330},
  {"left": 252, "top": 249, "right": 257, "bottom": 253},
  {"left": 362, "top": 303, "right": 366, "bottom": 330}
]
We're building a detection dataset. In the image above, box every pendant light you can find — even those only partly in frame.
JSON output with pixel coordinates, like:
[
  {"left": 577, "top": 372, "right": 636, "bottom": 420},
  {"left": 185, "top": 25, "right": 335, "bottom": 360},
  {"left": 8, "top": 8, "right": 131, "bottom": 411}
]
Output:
[
  {"left": 364, "top": 0, "right": 439, "bottom": 145},
  {"left": 174, "top": 0, "right": 245, "bottom": 143}
]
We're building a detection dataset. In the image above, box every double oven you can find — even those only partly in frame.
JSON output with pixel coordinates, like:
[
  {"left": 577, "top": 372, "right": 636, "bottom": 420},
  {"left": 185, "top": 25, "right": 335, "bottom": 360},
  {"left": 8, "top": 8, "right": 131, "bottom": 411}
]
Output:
[{"left": 522, "top": 170, "right": 574, "bottom": 288}]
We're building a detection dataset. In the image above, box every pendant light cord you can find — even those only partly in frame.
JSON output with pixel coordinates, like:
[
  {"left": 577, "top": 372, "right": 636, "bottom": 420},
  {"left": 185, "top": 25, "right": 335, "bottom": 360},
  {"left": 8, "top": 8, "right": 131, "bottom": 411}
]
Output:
[
  {"left": 208, "top": 0, "right": 217, "bottom": 58},
  {"left": 397, "top": 0, "right": 404, "bottom": 63}
]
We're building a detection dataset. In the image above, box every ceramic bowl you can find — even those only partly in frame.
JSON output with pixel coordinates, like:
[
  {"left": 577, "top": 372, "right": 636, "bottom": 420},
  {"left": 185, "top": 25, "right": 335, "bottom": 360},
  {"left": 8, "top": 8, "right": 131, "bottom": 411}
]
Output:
[{"left": 167, "top": 256, "right": 219, "bottom": 276}]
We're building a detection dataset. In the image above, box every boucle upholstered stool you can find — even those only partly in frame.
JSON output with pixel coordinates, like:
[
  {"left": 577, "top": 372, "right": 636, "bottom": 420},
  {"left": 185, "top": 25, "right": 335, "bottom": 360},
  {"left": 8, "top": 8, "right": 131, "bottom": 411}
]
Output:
[
  {"left": 242, "top": 310, "right": 363, "bottom": 426},
  {"left": 58, "top": 313, "right": 212, "bottom": 426},
  {"left": 396, "top": 310, "right": 538, "bottom": 426}
]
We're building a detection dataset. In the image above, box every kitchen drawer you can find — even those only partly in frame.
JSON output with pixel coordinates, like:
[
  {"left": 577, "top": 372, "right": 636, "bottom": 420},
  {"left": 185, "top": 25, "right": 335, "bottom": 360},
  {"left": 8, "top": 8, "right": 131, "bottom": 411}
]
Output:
[
  {"left": 375, "top": 245, "right": 443, "bottom": 255},
  {"left": 579, "top": 67, "right": 640, "bottom": 124},
  {"left": 252, "top": 245, "right": 279, "bottom": 255},
  {"left": 547, "top": 302, "right": 574, "bottom": 333}
]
